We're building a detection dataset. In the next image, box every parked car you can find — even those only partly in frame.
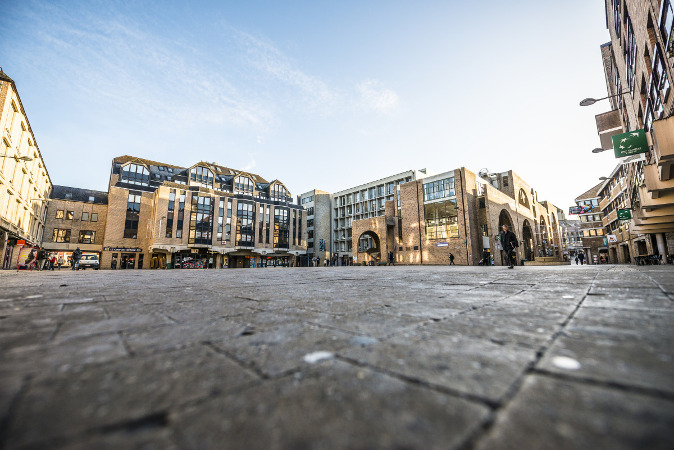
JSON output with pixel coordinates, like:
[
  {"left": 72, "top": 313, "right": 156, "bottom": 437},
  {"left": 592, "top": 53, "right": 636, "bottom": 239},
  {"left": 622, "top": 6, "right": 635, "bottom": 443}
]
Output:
[{"left": 78, "top": 254, "right": 100, "bottom": 270}]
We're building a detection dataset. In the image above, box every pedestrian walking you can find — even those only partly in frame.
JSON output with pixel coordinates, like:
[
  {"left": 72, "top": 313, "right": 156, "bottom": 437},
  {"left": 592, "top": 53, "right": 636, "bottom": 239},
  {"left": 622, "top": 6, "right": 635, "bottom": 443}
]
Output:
[
  {"left": 49, "top": 254, "right": 56, "bottom": 270},
  {"left": 575, "top": 256, "right": 579, "bottom": 265},
  {"left": 578, "top": 252, "right": 585, "bottom": 266},
  {"left": 71, "top": 248, "right": 82, "bottom": 271},
  {"left": 449, "top": 253, "right": 455, "bottom": 265},
  {"left": 388, "top": 251, "right": 394, "bottom": 266},
  {"left": 36, "top": 248, "right": 46, "bottom": 271},
  {"left": 57, "top": 255, "right": 64, "bottom": 270},
  {"left": 499, "top": 224, "right": 519, "bottom": 269}
]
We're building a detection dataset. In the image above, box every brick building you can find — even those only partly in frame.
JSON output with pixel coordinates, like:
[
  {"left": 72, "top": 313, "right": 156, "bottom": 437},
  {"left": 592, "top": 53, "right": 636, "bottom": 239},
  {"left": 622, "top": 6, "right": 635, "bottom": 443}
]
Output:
[
  {"left": 0, "top": 69, "right": 52, "bottom": 269},
  {"left": 42, "top": 185, "right": 108, "bottom": 266},
  {"left": 298, "top": 189, "right": 331, "bottom": 266},
  {"left": 590, "top": 0, "right": 674, "bottom": 262},
  {"left": 351, "top": 167, "right": 566, "bottom": 266},
  {"left": 101, "top": 156, "right": 307, "bottom": 270}
]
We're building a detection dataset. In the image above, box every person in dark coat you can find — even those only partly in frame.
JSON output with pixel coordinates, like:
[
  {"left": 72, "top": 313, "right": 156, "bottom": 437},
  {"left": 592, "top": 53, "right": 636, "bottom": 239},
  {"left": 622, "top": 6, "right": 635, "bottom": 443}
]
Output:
[
  {"left": 499, "top": 225, "right": 519, "bottom": 269},
  {"left": 449, "top": 253, "right": 455, "bottom": 265}
]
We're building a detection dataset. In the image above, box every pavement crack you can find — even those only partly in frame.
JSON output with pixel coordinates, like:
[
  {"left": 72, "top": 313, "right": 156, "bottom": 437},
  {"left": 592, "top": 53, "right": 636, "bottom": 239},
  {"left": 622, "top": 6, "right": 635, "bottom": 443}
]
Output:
[
  {"left": 0, "top": 374, "right": 33, "bottom": 449},
  {"left": 95, "top": 411, "right": 169, "bottom": 434},
  {"left": 203, "top": 341, "right": 270, "bottom": 380}
]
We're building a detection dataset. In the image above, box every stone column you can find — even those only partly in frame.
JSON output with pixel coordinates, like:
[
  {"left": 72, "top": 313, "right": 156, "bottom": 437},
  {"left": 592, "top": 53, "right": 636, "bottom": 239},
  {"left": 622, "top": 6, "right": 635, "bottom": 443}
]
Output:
[{"left": 655, "top": 233, "right": 668, "bottom": 259}]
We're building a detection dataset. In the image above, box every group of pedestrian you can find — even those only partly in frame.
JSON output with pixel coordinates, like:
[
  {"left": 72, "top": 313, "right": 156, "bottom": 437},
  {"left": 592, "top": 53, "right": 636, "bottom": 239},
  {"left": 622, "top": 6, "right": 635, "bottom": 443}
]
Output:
[
  {"left": 20, "top": 247, "right": 66, "bottom": 271},
  {"left": 574, "top": 252, "right": 586, "bottom": 265}
]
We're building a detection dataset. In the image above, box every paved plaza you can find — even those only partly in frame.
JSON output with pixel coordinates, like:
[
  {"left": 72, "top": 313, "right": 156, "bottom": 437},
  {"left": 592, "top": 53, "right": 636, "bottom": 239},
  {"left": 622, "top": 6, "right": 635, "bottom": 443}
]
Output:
[{"left": 0, "top": 265, "right": 673, "bottom": 449}]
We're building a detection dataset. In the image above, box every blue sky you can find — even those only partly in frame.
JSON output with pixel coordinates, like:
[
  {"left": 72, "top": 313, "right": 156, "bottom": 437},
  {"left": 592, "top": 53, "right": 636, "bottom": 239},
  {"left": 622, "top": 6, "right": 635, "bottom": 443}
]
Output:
[{"left": 1, "top": 0, "right": 618, "bottom": 210}]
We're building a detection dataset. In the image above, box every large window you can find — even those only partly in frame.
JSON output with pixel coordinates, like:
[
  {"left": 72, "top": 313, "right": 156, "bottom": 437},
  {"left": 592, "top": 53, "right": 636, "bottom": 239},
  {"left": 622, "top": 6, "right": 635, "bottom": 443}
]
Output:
[
  {"left": 270, "top": 183, "right": 288, "bottom": 201},
  {"left": 189, "top": 195, "right": 213, "bottom": 245},
  {"left": 176, "top": 191, "right": 185, "bottom": 238},
  {"left": 52, "top": 228, "right": 71, "bottom": 243},
  {"left": 225, "top": 199, "right": 232, "bottom": 241},
  {"left": 265, "top": 206, "right": 270, "bottom": 243},
  {"left": 217, "top": 198, "right": 224, "bottom": 242},
  {"left": 625, "top": 13, "right": 636, "bottom": 92},
  {"left": 258, "top": 204, "right": 264, "bottom": 243},
  {"left": 166, "top": 189, "right": 175, "bottom": 238},
  {"left": 120, "top": 164, "right": 150, "bottom": 186},
  {"left": 234, "top": 176, "right": 254, "bottom": 195},
  {"left": 190, "top": 166, "right": 214, "bottom": 188},
  {"left": 274, "top": 207, "right": 289, "bottom": 248},
  {"left": 424, "top": 199, "right": 458, "bottom": 240},
  {"left": 613, "top": 0, "right": 621, "bottom": 39},
  {"left": 292, "top": 210, "right": 297, "bottom": 245},
  {"left": 78, "top": 230, "right": 95, "bottom": 244},
  {"left": 297, "top": 211, "right": 302, "bottom": 246},
  {"left": 236, "top": 201, "right": 255, "bottom": 247},
  {"left": 124, "top": 191, "right": 141, "bottom": 238},
  {"left": 423, "top": 178, "right": 455, "bottom": 202}
]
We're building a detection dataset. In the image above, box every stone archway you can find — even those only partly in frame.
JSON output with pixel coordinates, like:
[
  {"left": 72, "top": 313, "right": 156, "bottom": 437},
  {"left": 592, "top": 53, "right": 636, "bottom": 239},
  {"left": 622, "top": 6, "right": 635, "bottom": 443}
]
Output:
[
  {"left": 498, "top": 209, "right": 515, "bottom": 266},
  {"left": 522, "top": 219, "right": 534, "bottom": 261},
  {"left": 356, "top": 230, "right": 381, "bottom": 264}
]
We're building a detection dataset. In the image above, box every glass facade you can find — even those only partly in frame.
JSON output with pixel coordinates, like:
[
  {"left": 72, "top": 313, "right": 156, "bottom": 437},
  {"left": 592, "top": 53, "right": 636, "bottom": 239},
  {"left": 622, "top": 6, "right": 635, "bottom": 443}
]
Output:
[
  {"left": 166, "top": 190, "right": 175, "bottom": 238},
  {"left": 189, "top": 195, "right": 213, "bottom": 245},
  {"left": 190, "top": 166, "right": 214, "bottom": 188},
  {"left": 176, "top": 191, "right": 185, "bottom": 238},
  {"left": 423, "top": 178, "right": 455, "bottom": 202},
  {"left": 121, "top": 164, "right": 150, "bottom": 186},
  {"left": 274, "top": 207, "right": 289, "bottom": 248},
  {"left": 236, "top": 201, "right": 255, "bottom": 247},
  {"left": 234, "top": 176, "right": 254, "bottom": 195},
  {"left": 424, "top": 199, "right": 459, "bottom": 240},
  {"left": 124, "top": 191, "right": 142, "bottom": 238}
]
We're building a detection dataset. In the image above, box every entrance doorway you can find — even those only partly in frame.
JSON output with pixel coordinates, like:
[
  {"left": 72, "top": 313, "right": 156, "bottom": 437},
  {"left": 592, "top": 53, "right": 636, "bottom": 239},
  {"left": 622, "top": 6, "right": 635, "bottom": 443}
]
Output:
[
  {"left": 120, "top": 253, "right": 136, "bottom": 269},
  {"left": 151, "top": 253, "right": 167, "bottom": 269},
  {"left": 622, "top": 244, "right": 631, "bottom": 263},
  {"left": 522, "top": 220, "right": 534, "bottom": 261}
]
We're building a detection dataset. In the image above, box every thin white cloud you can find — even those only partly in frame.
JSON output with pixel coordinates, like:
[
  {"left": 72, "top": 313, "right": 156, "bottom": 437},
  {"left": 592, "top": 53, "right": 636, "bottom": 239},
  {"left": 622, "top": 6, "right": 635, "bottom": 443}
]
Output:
[{"left": 357, "top": 80, "right": 399, "bottom": 114}]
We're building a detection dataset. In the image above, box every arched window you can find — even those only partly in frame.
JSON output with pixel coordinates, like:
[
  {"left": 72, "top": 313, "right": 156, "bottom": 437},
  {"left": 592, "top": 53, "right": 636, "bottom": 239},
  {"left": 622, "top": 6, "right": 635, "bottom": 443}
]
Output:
[
  {"left": 270, "top": 183, "right": 288, "bottom": 201},
  {"left": 234, "top": 176, "right": 254, "bottom": 195},
  {"left": 190, "top": 166, "right": 214, "bottom": 188},
  {"left": 120, "top": 163, "right": 150, "bottom": 186},
  {"left": 518, "top": 189, "right": 530, "bottom": 209}
]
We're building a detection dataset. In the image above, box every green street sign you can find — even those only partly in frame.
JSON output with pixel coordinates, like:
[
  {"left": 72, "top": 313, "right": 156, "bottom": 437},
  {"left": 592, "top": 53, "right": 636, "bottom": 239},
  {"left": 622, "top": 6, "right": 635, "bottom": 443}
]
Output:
[
  {"left": 617, "top": 208, "right": 632, "bottom": 220},
  {"left": 612, "top": 129, "right": 648, "bottom": 158}
]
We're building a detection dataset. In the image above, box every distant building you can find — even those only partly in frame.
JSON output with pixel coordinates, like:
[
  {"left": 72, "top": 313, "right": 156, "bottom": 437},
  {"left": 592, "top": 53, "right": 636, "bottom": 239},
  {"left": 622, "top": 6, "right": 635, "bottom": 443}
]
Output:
[
  {"left": 42, "top": 186, "right": 108, "bottom": 266},
  {"left": 100, "top": 155, "right": 307, "bottom": 269},
  {"left": 351, "top": 167, "right": 566, "bottom": 266},
  {"left": 574, "top": 183, "right": 606, "bottom": 264},
  {"left": 0, "top": 69, "right": 52, "bottom": 269},
  {"left": 330, "top": 169, "right": 428, "bottom": 265},
  {"left": 298, "top": 189, "right": 331, "bottom": 266}
]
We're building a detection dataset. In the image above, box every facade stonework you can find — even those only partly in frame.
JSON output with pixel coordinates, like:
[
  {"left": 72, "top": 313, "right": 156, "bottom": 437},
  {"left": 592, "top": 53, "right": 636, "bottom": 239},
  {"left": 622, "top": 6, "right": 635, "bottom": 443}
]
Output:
[{"left": 353, "top": 168, "right": 566, "bottom": 266}]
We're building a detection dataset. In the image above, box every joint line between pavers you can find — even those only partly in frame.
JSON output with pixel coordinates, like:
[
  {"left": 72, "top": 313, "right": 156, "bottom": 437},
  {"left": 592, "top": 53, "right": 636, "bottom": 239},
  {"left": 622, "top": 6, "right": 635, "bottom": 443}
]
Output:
[
  {"left": 334, "top": 353, "right": 499, "bottom": 409},
  {"left": 457, "top": 271, "right": 601, "bottom": 450},
  {"left": 531, "top": 368, "right": 674, "bottom": 402},
  {"left": 202, "top": 341, "right": 271, "bottom": 381}
]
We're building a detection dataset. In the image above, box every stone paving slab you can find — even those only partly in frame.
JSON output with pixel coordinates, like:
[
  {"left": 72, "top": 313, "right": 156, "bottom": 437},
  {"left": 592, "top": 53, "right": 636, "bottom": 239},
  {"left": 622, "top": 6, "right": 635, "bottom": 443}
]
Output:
[{"left": 0, "top": 265, "right": 672, "bottom": 449}]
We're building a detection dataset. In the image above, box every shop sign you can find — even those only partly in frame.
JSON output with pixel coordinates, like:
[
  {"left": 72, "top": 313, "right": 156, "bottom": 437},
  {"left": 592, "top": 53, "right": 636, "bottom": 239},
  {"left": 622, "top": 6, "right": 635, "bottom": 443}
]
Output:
[
  {"left": 617, "top": 208, "right": 632, "bottom": 220},
  {"left": 607, "top": 234, "right": 618, "bottom": 243},
  {"left": 436, "top": 242, "right": 449, "bottom": 247},
  {"left": 612, "top": 129, "right": 648, "bottom": 158},
  {"left": 17, "top": 240, "right": 25, "bottom": 246},
  {"left": 603, "top": 237, "right": 608, "bottom": 246},
  {"left": 104, "top": 247, "right": 142, "bottom": 252}
]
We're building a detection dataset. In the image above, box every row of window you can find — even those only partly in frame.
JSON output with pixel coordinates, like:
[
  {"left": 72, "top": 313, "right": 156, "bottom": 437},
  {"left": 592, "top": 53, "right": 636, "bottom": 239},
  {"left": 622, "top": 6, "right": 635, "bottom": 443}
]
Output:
[
  {"left": 55, "top": 210, "right": 99, "bottom": 222},
  {"left": 52, "top": 229, "right": 96, "bottom": 244},
  {"left": 423, "top": 178, "right": 455, "bottom": 202}
]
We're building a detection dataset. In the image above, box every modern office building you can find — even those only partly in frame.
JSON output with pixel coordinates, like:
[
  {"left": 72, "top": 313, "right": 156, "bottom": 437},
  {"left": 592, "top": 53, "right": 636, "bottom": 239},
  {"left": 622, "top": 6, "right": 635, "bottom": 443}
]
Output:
[
  {"left": 298, "top": 189, "right": 331, "bottom": 265},
  {"left": 42, "top": 185, "right": 108, "bottom": 266},
  {"left": 0, "top": 69, "right": 52, "bottom": 269},
  {"left": 351, "top": 167, "right": 566, "bottom": 266},
  {"left": 330, "top": 169, "right": 429, "bottom": 265},
  {"left": 100, "top": 155, "right": 307, "bottom": 269},
  {"left": 590, "top": 0, "right": 674, "bottom": 262}
]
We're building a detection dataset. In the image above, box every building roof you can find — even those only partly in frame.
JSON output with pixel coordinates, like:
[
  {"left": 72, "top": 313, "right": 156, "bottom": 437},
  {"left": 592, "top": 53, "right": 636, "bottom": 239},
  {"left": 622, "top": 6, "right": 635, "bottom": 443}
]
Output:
[
  {"left": 574, "top": 182, "right": 603, "bottom": 202},
  {"left": 51, "top": 185, "right": 108, "bottom": 204},
  {"left": 112, "top": 155, "right": 269, "bottom": 184},
  {"left": 0, "top": 68, "right": 14, "bottom": 84}
]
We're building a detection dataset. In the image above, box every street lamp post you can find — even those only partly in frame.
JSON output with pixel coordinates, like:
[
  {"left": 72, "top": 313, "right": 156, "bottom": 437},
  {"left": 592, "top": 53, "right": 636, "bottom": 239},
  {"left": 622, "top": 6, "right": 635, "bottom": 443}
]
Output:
[{"left": 579, "top": 90, "right": 631, "bottom": 107}]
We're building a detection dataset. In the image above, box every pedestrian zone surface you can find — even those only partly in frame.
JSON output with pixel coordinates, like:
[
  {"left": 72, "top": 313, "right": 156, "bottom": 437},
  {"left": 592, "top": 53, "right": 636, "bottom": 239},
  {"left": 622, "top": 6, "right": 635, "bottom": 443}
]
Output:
[{"left": 0, "top": 265, "right": 673, "bottom": 449}]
